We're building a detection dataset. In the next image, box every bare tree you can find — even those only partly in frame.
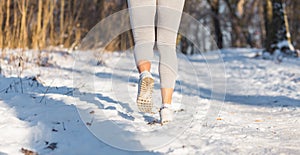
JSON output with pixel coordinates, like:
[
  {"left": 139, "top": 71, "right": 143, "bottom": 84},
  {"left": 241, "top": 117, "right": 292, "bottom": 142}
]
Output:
[
  {"left": 0, "top": 2, "right": 4, "bottom": 48},
  {"left": 285, "top": 0, "right": 300, "bottom": 50},
  {"left": 224, "top": 0, "right": 259, "bottom": 47},
  {"left": 264, "top": 0, "right": 297, "bottom": 57},
  {"left": 207, "top": 0, "right": 223, "bottom": 49}
]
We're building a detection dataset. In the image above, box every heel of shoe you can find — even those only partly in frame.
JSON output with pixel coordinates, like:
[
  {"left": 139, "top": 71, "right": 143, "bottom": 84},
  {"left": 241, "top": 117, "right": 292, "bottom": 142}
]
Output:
[{"left": 160, "top": 106, "right": 173, "bottom": 124}]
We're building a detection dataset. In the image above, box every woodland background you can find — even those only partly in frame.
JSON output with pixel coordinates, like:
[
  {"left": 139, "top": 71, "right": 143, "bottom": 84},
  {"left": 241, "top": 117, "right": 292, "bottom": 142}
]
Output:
[{"left": 0, "top": 0, "right": 299, "bottom": 56}]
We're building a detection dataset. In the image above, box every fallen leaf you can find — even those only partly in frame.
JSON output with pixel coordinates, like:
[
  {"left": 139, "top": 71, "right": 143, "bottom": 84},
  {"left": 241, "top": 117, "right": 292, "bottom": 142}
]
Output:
[
  {"left": 21, "top": 148, "right": 38, "bottom": 155},
  {"left": 255, "top": 119, "right": 263, "bottom": 122},
  {"left": 216, "top": 117, "right": 222, "bottom": 120}
]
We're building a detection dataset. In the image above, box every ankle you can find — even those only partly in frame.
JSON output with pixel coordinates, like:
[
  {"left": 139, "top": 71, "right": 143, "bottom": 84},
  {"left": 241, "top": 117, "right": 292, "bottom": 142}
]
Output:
[
  {"left": 162, "top": 103, "right": 172, "bottom": 109},
  {"left": 140, "top": 71, "right": 152, "bottom": 79},
  {"left": 140, "top": 70, "right": 151, "bottom": 75}
]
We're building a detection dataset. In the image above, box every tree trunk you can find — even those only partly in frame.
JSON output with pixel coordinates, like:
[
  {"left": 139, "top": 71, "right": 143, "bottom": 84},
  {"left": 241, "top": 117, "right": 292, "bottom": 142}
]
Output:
[
  {"left": 264, "top": 0, "right": 296, "bottom": 56},
  {"left": 208, "top": 0, "right": 223, "bottom": 49},
  {"left": 0, "top": 2, "right": 4, "bottom": 49},
  {"left": 19, "top": 0, "right": 28, "bottom": 48},
  {"left": 32, "top": 0, "right": 43, "bottom": 50},
  {"left": 4, "top": 0, "right": 11, "bottom": 48},
  {"left": 60, "top": 0, "right": 65, "bottom": 46}
]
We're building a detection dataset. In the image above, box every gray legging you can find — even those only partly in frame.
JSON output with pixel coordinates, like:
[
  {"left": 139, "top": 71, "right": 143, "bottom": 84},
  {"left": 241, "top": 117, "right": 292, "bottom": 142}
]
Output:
[{"left": 127, "top": 0, "right": 185, "bottom": 88}]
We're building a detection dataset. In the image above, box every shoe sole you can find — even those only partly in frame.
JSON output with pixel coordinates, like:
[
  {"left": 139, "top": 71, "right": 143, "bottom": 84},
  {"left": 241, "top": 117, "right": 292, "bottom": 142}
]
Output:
[{"left": 137, "top": 77, "right": 154, "bottom": 113}]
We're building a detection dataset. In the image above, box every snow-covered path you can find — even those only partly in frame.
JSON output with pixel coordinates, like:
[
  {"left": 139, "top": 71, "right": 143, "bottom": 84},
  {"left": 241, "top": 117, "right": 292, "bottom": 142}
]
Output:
[{"left": 0, "top": 49, "right": 299, "bottom": 154}]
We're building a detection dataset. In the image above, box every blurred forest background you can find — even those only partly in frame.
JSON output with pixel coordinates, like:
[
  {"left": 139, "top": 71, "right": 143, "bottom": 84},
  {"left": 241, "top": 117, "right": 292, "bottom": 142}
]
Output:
[{"left": 0, "top": 0, "right": 299, "bottom": 57}]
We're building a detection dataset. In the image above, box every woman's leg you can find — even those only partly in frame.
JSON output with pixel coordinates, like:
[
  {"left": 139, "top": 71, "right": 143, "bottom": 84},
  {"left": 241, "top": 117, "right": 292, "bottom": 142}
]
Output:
[
  {"left": 157, "top": 0, "right": 185, "bottom": 104},
  {"left": 127, "top": 0, "right": 156, "bottom": 72},
  {"left": 127, "top": 0, "right": 156, "bottom": 113}
]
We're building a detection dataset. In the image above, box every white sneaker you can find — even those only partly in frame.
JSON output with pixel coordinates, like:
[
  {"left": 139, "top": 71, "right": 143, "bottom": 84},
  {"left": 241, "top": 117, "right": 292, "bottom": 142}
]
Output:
[
  {"left": 160, "top": 104, "right": 173, "bottom": 124},
  {"left": 136, "top": 71, "right": 154, "bottom": 113}
]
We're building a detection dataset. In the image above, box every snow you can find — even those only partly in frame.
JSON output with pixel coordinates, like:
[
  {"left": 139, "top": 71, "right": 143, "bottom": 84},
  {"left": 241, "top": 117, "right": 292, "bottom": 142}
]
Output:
[
  {"left": 0, "top": 48, "right": 299, "bottom": 154},
  {"left": 276, "top": 40, "right": 295, "bottom": 51}
]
